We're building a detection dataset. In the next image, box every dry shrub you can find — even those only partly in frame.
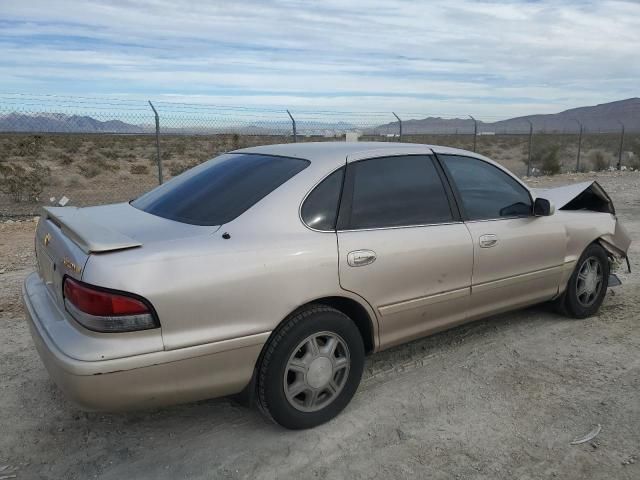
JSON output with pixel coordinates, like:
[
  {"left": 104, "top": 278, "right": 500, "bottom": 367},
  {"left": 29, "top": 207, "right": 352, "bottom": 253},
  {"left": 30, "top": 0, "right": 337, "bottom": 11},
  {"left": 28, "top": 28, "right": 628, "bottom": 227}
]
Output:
[
  {"left": 59, "top": 153, "right": 74, "bottom": 165},
  {"left": 589, "top": 150, "right": 608, "bottom": 171},
  {"left": 15, "top": 135, "right": 43, "bottom": 157},
  {"left": 94, "top": 155, "right": 120, "bottom": 172},
  {"left": 627, "top": 156, "right": 640, "bottom": 171},
  {"left": 130, "top": 164, "right": 149, "bottom": 175},
  {"left": 65, "top": 174, "right": 85, "bottom": 188},
  {"left": 168, "top": 161, "right": 197, "bottom": 177},
  {"left": 78, "top": 163, "right": 101, "bottom": 178},
  {"left": 531, "top": 144, "right": 561, "bottom": 175},
  {"left": 100, "top": 149, "right": 119, "bottom": 160},
  {"left": 0, "top": 160, "right": 50, "bottom": 202}
]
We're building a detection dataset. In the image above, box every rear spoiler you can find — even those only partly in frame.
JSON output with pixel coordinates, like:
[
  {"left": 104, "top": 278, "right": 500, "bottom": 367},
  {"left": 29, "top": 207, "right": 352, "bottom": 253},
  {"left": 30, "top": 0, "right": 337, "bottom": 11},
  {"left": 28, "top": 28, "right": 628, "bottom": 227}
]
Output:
[{"left": 42, "top": 206, "right": 142, "bottom": 254}]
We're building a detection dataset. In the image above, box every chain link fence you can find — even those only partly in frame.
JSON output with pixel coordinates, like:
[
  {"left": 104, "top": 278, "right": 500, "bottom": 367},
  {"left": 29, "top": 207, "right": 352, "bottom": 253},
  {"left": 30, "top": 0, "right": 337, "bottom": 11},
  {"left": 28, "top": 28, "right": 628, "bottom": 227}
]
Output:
[{"left": 1, "top": 94, "right": 638, "bottom": 217}]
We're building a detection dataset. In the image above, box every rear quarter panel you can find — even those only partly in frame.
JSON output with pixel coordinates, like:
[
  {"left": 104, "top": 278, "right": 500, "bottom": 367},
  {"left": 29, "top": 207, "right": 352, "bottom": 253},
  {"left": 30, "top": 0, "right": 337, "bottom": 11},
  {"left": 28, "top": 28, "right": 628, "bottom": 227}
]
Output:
[{"left": 82, "top": 159, "right": 379, "bottom": 351}]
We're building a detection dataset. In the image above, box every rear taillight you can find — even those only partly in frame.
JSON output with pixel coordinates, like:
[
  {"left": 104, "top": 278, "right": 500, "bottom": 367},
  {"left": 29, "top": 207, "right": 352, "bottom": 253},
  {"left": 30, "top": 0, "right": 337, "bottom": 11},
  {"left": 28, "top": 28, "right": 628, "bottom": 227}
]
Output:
[{"left": 63, "top": 277, "right": 159, "bottom": 332}]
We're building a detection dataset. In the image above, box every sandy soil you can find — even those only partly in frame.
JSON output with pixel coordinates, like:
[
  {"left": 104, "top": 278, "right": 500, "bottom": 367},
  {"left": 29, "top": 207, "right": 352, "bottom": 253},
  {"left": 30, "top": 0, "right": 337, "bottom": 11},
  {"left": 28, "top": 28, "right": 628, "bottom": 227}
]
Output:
[{"left": 0, "top": 171, "right": 638, "bottom": 479}]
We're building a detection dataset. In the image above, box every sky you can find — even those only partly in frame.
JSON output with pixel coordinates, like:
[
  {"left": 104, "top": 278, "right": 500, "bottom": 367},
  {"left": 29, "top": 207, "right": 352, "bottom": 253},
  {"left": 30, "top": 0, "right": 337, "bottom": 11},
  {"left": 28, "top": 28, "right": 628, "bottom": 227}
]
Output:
[{"left": 1, "top": 0, "right": 639, "bottom": 120}]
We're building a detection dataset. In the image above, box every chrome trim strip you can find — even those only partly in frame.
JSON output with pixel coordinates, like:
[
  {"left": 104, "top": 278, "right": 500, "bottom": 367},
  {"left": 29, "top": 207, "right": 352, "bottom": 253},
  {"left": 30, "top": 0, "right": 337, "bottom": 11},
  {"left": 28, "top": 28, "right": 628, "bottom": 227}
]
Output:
[
  {"left": 338, "top": 221, "right": 464, "bottom": 233},
  {"left": 472, "top": 264, "right": 564, "bottom": 294},
  {"left": 378, "top": 287, "right": 470, "bottom": 317},
  {"left": 464, "top": 215, "right": 532, "bottom": 223}
]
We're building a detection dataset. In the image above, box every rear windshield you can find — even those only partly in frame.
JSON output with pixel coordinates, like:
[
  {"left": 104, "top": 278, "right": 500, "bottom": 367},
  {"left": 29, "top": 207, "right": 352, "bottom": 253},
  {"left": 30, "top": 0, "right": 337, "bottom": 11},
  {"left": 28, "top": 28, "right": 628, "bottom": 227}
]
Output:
[{"left": 132, "top": 153, "right": 309, "bottom": 226}]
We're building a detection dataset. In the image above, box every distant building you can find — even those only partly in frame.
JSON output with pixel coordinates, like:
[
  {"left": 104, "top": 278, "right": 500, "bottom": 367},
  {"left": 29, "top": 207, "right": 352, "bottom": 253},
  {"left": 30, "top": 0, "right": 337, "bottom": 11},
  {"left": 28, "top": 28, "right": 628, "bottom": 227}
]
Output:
[{"left": 346, "top": 132, "right": 360, "bottom": 142}]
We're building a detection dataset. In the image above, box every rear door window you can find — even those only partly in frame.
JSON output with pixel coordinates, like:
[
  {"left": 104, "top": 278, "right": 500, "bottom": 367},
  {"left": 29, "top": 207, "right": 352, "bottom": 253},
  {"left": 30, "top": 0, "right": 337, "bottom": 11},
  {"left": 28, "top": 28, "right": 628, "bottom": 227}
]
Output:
[
  {"left": 341, "top": 155, "right": 453, "bottom": 229},
  {"left": 132, "top": 153, "right": 309, "bottom": 226}
]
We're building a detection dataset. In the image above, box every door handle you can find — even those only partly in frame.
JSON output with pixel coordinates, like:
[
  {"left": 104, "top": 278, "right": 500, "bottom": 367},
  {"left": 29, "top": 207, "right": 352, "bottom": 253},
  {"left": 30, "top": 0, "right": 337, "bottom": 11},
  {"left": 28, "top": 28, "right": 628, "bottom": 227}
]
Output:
[
  {"left": 479, "top": 234, "right": 498, "bottom": 248},
  {"left": 347, "top": 250, "right": 376, "bottom": 267}
]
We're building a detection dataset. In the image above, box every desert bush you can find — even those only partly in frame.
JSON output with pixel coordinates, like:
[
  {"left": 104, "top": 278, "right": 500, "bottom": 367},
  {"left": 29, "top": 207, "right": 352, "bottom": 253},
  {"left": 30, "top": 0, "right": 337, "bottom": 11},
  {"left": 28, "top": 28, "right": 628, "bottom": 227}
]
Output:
[
  {"left": 588, "top": 150, "right": 608, "bottom": 171},
  {"left": 65, "top": 174, "right": 85, "bottom": 188},
  {"left": 0, "top": 160, "right": 50, "bottom": 202},
  {"left": 94, "top": 155, "right": 120, "bottom": 172},
  {"left": 60, "top": 137, "right": 82, "bottom": 154},
  {"left": 15, "top": 135, "right": 44, "bottom": 157},
  {"left": 172, "top": 141, "right": 187, "bottom": 155},
  {"left": 531, "top": 144, "right": 561, "bottom": 175},
  {"left": 130, "top": 164, "right": 149, "bottom": 175},
  {"left": 627, "top": 155, "right": 640, "bottom": 171},
  {"left": 629, "top": 139, "right": 640, "bottom": 168},
  {"left": 100, "top": 149, "right": 120, "bottom": 160},
  {"left": 59, "top": 153, "right": 74, "bottom": 165},
  {"left": 168, "top": 161, "right": 197, "bottom": 177},
  {"left": 78, "top": 163, "right": 101, "bottom": 178}
]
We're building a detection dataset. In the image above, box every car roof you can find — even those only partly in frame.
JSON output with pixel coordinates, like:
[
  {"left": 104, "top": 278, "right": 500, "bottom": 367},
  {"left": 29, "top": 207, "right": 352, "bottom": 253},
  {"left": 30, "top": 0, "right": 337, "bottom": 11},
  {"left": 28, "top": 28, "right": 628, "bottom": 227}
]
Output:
[
  {"left": 232, "top": 142, "right": 528, "bottom": 191},
  {"left": 234, "top": 142, "right": 476, "bottom": 166}
]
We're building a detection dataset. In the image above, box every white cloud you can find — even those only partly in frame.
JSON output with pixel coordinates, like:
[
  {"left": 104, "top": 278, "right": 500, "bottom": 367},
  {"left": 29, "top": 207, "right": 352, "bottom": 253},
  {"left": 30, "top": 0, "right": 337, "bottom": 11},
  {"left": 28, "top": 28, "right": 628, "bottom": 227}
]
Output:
[{"left": 1, "top": 0, "right": 639, "bottom": 119}]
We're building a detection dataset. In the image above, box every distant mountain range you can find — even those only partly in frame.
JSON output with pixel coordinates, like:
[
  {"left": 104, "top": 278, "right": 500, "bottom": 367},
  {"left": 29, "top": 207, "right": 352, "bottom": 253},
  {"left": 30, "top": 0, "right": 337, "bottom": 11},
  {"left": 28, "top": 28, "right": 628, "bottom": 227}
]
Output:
[
  {"left": 0, "top": 112, "right": 147, "bottom": 133},
  {"left": 1, "top": 98, "right": 638, "bottom": 134},
  {"left": 375, "top": 98, "right": 640, "bottom": 134}
]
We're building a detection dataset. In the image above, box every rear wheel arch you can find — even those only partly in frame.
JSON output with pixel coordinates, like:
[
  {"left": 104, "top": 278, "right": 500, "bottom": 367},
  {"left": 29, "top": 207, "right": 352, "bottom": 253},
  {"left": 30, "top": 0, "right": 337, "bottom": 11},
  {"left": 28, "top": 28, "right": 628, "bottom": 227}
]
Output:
[
  {"left": 266, "top": 296, "right": 376, "bottom": 356},
  {"left": 236, "top": 296, "right": 376, "bottom": 405},
  {"left": 310, "top": 296, "right": 376, "bottom": 354}
]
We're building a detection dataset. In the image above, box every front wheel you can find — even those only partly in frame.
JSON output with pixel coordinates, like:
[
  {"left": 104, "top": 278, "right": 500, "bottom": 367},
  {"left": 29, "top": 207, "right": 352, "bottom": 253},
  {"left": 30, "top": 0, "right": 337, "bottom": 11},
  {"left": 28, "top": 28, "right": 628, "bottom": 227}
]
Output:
[
  {"left": 256, "top": 305, "right": 364, "bottom": 429},
  {"left": 556, "top": 243, "right": 610, "bottom": 318}
]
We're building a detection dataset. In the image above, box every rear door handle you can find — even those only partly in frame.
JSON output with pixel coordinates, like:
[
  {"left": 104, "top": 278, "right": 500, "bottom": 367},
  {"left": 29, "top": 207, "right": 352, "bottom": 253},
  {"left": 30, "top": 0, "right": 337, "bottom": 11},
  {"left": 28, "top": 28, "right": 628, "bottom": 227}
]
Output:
[
  {"left": 347, "top": 250, "right": 376, "bottom": 267},
  {"left": 479, "top": 234, "right": 498, "bottom": 248}
]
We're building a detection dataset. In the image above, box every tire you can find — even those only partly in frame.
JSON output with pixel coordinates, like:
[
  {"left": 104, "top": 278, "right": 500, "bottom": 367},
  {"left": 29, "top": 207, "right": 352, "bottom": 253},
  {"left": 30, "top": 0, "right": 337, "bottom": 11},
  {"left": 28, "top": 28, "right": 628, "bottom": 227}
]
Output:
[
  {"left": 556, "top": 243, "right": 610, "bottom": 318},
  {"left": 256, "top": 305, "right": 365, "bottom": 429}
]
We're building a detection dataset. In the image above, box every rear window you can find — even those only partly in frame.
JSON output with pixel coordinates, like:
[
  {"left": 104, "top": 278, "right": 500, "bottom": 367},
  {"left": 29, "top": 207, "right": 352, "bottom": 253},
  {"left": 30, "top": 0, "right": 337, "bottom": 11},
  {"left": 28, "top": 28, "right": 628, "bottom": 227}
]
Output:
[{"left": 132, "top": 153, "right": 309, "bottom": 226}]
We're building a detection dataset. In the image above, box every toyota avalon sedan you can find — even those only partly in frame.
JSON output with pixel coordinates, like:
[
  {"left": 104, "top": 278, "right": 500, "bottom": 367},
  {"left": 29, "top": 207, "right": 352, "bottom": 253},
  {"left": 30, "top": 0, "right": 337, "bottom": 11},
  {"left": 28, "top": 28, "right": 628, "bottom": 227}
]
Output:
[{"left": 23, "top": 142, "right": 631, "bottom": 429}]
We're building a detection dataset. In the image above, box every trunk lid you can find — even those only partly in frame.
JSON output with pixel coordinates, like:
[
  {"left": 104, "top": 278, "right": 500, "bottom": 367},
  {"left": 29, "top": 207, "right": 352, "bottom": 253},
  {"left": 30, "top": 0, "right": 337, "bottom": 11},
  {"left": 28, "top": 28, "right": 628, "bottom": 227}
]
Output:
[{"left": 36, "top": 202, "right": 217, "bottom": 307}]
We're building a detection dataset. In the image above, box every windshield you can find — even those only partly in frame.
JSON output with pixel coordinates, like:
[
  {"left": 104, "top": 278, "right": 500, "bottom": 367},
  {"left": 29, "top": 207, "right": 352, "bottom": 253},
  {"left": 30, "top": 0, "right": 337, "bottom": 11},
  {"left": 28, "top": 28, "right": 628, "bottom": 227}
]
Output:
[{"left": 132, "top": 153, "right": 309, "bottom": 226}]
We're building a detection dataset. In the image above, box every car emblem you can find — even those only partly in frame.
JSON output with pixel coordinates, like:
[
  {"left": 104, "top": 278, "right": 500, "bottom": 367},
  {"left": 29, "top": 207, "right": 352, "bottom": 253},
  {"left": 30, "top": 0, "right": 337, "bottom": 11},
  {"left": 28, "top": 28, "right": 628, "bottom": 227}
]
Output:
[
  {"left": 62, "top": 257, "right": 81, "bottom": 274},
  {"left": 44, "top": 233, "right": 52, "bottom": 246}
]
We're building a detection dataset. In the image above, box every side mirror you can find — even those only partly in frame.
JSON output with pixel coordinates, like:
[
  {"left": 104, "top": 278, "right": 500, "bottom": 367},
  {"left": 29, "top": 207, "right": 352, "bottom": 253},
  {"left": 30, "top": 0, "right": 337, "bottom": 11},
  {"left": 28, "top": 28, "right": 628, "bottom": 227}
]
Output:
[{"left": 534, "top": 197, "right": 555, "bottom": 216}]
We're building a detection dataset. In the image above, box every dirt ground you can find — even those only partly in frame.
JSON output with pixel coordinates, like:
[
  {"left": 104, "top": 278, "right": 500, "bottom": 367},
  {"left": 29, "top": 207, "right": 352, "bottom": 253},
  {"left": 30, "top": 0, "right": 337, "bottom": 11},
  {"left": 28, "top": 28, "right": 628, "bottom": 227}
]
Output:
[{"left": 0, "top": 170, "right": 638, "bottom": 480}]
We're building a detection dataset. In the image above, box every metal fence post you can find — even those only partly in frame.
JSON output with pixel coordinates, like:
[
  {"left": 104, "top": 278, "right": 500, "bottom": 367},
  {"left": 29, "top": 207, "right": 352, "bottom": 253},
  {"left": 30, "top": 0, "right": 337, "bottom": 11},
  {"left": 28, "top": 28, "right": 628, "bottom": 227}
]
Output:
[
  {"left": 148, "top": 101, "right": 163, "bottom": 184},
  {"left": 573, "top": 118, "right": 583, "bottom": 172},
  {"left": 526, "top": 119, "right": 533, "bottom": 176},
  {"left": 286, "top": 110, "right": 297, "bottom": 143},
  {"left": 392, "top": 112, "right": 402, "bottom": 142},
  {"left": 617, "top": 120, "right": 625, "bottom": 170},
  {"left": 469, "top": 115, "right": 477, "bottom": 152}
]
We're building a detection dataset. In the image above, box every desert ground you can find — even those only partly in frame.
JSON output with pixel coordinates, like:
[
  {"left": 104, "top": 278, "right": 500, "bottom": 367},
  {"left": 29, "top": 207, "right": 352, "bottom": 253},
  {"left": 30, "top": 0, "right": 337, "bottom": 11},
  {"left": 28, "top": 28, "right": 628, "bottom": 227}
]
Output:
[{"left": 0, "top": 169, "right": 638, "bottom": 479}]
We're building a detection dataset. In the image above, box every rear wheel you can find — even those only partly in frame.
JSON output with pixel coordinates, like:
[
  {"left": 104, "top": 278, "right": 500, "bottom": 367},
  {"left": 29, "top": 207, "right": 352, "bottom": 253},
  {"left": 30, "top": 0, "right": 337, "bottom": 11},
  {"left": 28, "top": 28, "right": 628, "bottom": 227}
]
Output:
[
  {"left": 256, "top": 305, "right": 364, "bottom": 429},
  {"left": 556, "top": 243, "right": 609, "bottom": 318}
]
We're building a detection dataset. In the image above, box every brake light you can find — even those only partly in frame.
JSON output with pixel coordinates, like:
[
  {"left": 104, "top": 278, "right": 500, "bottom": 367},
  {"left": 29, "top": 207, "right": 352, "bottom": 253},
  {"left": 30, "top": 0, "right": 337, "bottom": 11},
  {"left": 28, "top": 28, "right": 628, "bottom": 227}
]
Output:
[{"left": 63, "top": 277, "right": 158, "bottom": 332}]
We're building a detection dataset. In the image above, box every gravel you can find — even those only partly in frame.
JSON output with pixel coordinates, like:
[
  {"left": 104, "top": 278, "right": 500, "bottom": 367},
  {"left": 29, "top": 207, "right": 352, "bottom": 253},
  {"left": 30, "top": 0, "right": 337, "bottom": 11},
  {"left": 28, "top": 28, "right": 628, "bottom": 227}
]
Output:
[{"left": 0, "top": 171, "right": 638, "bottom": 480}]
